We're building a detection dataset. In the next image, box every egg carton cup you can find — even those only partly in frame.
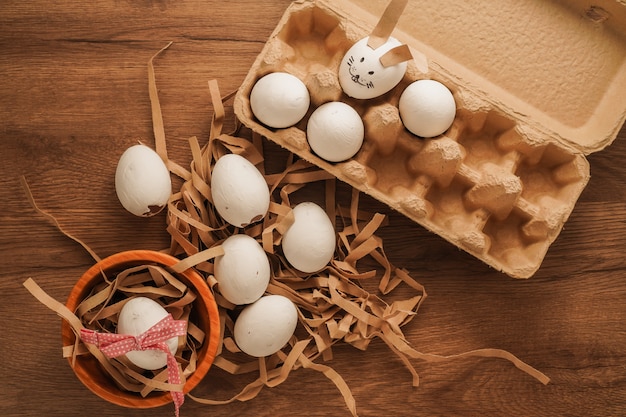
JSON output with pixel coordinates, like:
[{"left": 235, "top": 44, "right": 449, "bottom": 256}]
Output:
[{"left": 234, "top": 0, "right": 626, "bottom": 278}]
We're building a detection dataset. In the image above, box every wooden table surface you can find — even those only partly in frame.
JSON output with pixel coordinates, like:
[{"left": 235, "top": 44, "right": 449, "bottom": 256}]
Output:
[{"left": 2, "top": 1, "right": 625, "bottom": 416}]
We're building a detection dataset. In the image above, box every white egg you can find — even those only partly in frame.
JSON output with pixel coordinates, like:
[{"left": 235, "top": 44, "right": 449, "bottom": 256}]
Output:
[
  {"left": 115, "top": 144, "right": 172, "bottom": 217},
  {"left": 233, "top": 295, "right": 298, "bottom": 357},
  {"left": 307, "top": 101, "right": 364, "bottom": 162},
  {"left": 117, "top": 297, "right": 179, "bottom": 370},
  {"left": 338, "top": 36, "right": 408, "bottom": 100},
  {"left": 399, "top": 79, "right": 457, "bottom": 138},
  {"left": 211, "top": 153, "right": 270, "bottom": 228},
  {"left": 281, "top": 202, "right": 335, "bottom": 273},
  {"left": 214, "top": 234, "right": 270, "bottom": 305},
  {"left": 250, "top": 72, "right": 310, "bottom": 128}
]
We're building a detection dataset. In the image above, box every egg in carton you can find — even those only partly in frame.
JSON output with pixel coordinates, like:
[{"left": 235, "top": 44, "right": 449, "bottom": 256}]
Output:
[{"left": 234, "top": 0, "right": 626, "bottom": 278}]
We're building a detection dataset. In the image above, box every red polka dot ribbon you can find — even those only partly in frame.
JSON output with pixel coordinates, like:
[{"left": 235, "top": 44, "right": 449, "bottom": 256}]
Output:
[{"left": 80, "top": 314, "right": 187, "bottom": 416}]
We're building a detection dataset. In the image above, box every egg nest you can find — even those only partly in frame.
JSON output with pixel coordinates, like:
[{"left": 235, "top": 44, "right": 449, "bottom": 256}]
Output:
[{"left": 70, "top": 264, "right": 204, "bottom": 396}]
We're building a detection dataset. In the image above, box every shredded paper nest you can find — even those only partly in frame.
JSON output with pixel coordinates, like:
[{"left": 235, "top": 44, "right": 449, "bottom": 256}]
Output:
[
  {"left": 22, "top": 43, "right": 549, "bottom": 417},
  {"left": 23, "top": 263, "right": 204, "bottom": 398}
]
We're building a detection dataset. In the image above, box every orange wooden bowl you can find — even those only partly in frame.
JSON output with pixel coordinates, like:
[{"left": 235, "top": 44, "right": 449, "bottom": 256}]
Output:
[{"left": 61, "top": 250, "right": 220, "bottom": 409}]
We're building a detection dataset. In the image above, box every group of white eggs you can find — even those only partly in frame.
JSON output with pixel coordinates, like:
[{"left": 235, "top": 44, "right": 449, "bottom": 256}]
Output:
[
  {"left": 249, "top": 36, "right": 457, "bottom": 163},
  {"left": 113, "top": 142, "right": 338, "bottom": 368},
  {"left": 209, "top": 152, "right": 337, "bottom": 357}
]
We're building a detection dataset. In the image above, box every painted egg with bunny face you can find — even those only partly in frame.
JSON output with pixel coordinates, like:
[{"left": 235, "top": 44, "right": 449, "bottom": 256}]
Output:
[{"left": 339, "top": 36, "right": 408, "bottom": 100}]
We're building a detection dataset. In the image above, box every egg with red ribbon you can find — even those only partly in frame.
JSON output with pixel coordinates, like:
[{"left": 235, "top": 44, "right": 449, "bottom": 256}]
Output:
[{"left": 117, "top": 297, "right": 181, "bottom": 370}]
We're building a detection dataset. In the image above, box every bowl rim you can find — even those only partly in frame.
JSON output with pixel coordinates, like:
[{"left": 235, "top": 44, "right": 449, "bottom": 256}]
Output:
[{"left": 61, "top": 249, "right": 220, "bottom": 409}]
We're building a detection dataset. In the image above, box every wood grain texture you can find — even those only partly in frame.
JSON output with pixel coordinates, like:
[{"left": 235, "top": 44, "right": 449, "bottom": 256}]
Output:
[{"left": 1, "top": 1, "right": 625, "bottom": 416}]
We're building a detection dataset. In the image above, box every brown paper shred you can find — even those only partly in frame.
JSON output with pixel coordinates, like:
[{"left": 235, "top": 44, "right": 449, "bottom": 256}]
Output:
[
  {"left": 170, "top": 245, "right": 224, "bottom": 274},
  {"left": 167, "top": 196, "right": 219, "bottom": 235},
  {"left": 326, "top": 178, "right": 336, "bottom": 229},
  {"left": 188, "top": 378, "right": 265, "bottom": 405},
  {"left": 165, "top": 291, "right": 197, "bottom": 311},
  {"left": 368, "top": 0, "right": 409, "bottom": 49},
  {"left": 20, "top": 176, "right": 102, "bottom": 263},
  {"left": 182, "top": 346, "right": 198, "bottom": 376},
  {"left": 62, "top": 342, "right": 89, "bottom": 358},
  {"left": 141, "top": 368, "right": 172, "bottom": 398},
  {"left": 208, "top": 79, "right": 225, "bottom": 141},
  {"left": 148, "top": 41, "right": 172, "bottom": 164},
  {"left": 265, "top": 159, "right": 335, "bottom": 191},
  {"left": 379, "top": 44, "right": 413, "bottom": 67},
  {"left": 378, "top": 324, "right": 551, "bottom": 385},
  {"left": 252, "top": 131, "right": 265, "bottom": 174},
  {"left": 75, "top": 279, "right": 115, "bottom": 320},
  {"left": 264, "top": 338, "right": 308, "bottom": 387},
  {"left": 23, "top": 278, "right": 85, "bottom": 333},
  {"left": 297, "top": 352, "right": 357, "bottom": 416},
  {"left": 186, "top": 321, "right": 205, "bottom": 345}
]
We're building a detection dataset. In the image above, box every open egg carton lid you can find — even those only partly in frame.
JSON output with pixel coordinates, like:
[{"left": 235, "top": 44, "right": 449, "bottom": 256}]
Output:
[
  {"left": 234, "top": 0, "right": 626, "bottom": 278},
  {"left": 345, "top": 0, "right": 626, "bottom": 153}
]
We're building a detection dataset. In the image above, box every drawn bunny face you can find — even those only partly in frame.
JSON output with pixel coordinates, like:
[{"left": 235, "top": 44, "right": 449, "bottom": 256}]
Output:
[{"left": 339, "top": 36, "right": 408, "bottom": 99}]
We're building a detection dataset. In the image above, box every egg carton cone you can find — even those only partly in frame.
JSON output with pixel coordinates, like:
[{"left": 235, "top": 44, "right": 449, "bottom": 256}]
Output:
[{"left": 234, "top": 0, "right": 626, "bottom": 278}]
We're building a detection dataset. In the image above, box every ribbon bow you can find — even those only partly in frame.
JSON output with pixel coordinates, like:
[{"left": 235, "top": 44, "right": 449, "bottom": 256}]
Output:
[{"left": 80, "top": 314, "right": 187, "bottom": 416}]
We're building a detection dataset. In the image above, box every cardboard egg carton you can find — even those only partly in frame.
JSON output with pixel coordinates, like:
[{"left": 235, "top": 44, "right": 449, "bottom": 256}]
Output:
[{"left": 234, "top": 0, "right": 626, "bottom": 278}]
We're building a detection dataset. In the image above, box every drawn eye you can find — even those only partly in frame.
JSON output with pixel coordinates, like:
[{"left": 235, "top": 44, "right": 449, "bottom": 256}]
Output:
[
  {"left": 359, "top": 57, "right": 365, "bottom": 63},
  {"left": 368, "top": 71, "right": 374, "bottom": 75}
]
